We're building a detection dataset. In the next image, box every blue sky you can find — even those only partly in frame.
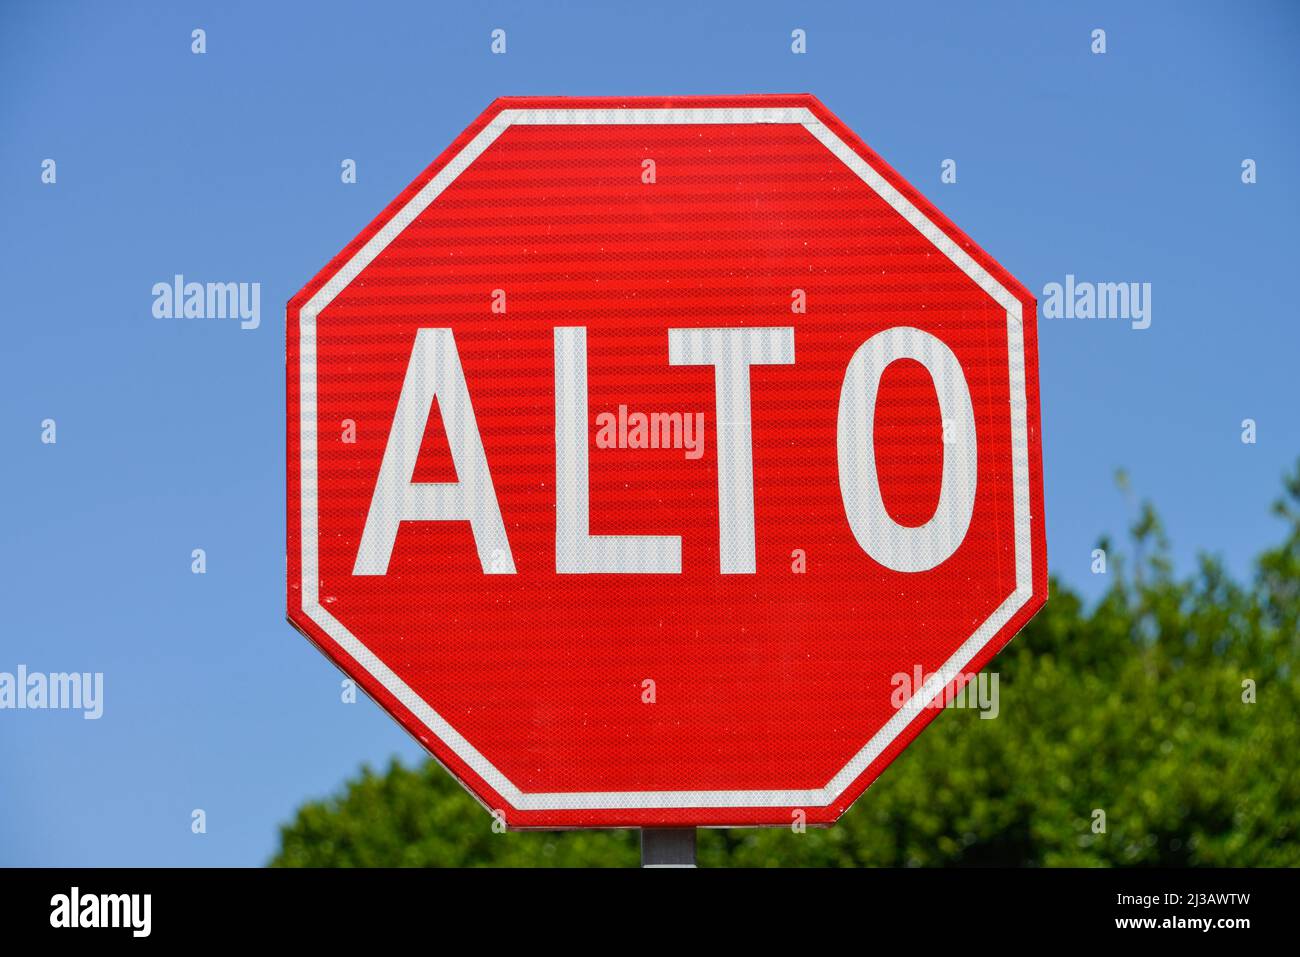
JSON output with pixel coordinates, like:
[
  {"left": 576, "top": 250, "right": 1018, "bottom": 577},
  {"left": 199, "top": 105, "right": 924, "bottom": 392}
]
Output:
[{"left": 1, "top": 1, "right": 1296, "bottom": 865}]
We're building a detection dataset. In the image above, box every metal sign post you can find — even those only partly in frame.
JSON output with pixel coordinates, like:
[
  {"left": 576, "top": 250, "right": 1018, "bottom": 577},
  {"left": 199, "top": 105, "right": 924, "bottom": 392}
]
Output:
[{"left": 640, "top": 829, "right": 697, "bottom": 868}]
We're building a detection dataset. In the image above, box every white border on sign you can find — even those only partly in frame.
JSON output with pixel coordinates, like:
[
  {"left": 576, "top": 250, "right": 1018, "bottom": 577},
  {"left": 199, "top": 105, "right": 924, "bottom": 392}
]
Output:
[{"left": 297, "top": 107, "right": 1035, "bottom": 811}]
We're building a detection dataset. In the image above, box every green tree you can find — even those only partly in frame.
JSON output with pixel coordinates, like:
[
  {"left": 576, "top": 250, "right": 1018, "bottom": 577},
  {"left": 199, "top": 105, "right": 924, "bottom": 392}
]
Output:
[{"left": 272, "top": 464, "right": 1300, "bottom": 867}]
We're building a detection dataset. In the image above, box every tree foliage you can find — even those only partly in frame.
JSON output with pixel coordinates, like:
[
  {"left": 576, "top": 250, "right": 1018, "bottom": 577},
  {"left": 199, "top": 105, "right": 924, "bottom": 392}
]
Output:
[{"left": 272, "top": 463, "right": 1300, "bottom": 867}]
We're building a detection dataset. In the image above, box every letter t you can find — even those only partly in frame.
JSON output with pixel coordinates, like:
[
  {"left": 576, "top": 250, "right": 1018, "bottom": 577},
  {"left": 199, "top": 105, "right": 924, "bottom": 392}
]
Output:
[{"left": 669, "top": 327, "right": 795, "bottom": 573}]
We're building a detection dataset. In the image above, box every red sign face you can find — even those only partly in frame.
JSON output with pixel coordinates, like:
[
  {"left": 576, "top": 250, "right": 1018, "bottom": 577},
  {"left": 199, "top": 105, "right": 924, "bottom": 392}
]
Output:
[{"left": 287, "top": 95, "right": 1047, "bottom": 828}]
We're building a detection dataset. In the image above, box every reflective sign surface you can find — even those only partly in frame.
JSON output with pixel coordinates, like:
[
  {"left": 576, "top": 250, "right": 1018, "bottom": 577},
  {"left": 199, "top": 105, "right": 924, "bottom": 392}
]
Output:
[{"left": 287, "top": 95, "right": 1048, "bottom": 828}]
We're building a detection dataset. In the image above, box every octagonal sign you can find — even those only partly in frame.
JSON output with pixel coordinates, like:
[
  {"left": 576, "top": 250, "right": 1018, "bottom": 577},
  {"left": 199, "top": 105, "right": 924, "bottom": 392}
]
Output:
[{"left": 287, "top": 95, "right": 1048, "bottom": 828}]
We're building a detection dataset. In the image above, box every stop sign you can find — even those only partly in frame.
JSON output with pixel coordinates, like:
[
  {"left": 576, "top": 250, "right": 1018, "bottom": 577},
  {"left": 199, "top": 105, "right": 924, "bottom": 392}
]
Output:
[{"left": 287, "top": 95, "right": 1047, "bottom": 828}]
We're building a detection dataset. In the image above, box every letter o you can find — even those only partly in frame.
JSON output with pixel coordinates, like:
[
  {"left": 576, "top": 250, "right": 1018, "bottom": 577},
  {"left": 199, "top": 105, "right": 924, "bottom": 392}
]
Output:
[{"left": 837, "top": 326, "right": 977, "bottom": 572}]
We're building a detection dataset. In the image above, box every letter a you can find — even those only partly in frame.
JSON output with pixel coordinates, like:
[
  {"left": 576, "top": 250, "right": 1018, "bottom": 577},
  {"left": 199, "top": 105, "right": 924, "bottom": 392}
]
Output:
[{"left": 353, "top": 328, "right": 514, "bottom": 575}]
